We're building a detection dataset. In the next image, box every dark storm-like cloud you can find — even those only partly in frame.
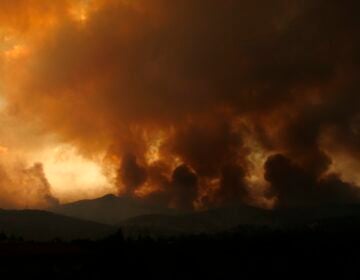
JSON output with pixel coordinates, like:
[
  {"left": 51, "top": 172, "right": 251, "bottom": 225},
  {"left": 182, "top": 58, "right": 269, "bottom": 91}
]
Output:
[
  {"left": 170, "top": 164, "right": 198, "bottom": 210},
  {"left": 265, "top": 154, "right": 360, "bottom": 208},
  {"left": 118, "top": 153, "right": 147, "bottom": 193}
]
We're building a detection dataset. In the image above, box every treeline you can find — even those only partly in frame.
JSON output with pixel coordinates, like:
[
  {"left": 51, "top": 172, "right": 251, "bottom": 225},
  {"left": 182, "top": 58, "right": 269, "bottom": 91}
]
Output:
[{"left": 1, "top": 224, "right": 360, "bottom": 279}]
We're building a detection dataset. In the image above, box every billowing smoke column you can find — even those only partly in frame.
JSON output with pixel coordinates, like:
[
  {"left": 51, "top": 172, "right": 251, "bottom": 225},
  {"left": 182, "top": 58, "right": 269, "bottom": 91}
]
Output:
[
  {"left": 1, "top": 0, "right": 360, "bottom": 209},
  {"left": 0, "top": 161, "right": 59, "bottom": 209},
  {"left": 265, "top": 154, "right": 360, "bottom": 208}
]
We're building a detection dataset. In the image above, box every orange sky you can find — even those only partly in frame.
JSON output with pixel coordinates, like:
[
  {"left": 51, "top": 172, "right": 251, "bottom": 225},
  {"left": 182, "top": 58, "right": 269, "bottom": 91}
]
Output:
[{"left": 0, "top": 0, "right": 116, "bottom": 207}]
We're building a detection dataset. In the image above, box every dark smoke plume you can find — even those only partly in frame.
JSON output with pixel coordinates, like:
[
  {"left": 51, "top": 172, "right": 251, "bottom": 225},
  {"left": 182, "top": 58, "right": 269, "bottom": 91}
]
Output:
[{"left": 1, "top": 0, "right": 360, "bottom": 209}]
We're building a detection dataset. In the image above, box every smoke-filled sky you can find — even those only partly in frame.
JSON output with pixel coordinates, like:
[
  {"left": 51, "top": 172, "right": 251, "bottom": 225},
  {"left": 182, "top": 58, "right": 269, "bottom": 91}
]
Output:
[{"left": 0, "top": 0, "right": 359, "bottom": 210}]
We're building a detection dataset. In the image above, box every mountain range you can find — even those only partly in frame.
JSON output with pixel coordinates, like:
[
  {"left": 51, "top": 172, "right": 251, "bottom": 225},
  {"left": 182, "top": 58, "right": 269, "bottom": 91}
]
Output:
[
  {"left": 50, "top": 194, "right": 179, "bottom": 224},
  {"left": 2, "top": 194, "right": 360, "bottom": 241}
]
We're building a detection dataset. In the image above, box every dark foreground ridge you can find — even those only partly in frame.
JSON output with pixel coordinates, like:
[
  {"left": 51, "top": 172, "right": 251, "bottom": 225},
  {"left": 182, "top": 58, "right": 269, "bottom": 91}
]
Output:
[
  {"left": 1, "top": 220, "right": 360, "bottom": 279},
  {"left": 0, "top": 209, "right": 114, "bottom": 241}
]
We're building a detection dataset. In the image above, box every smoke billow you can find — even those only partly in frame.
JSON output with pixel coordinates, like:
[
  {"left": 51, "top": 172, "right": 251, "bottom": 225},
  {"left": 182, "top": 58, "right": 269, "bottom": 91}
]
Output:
[
  {"left": 0, "top": 159, "right": 58, "bottom": 209},
  {"left": 171, "top": 164, "right": 198, "bottom": 210},
  {"left": 118, "top": 153, "right": 147, "bottom": 194},
  {"left": 1, "top": 0, "right": 360, "bottom": 209},
  {"left": 265, "top": 154, "right": 360, "bottom": 208}
]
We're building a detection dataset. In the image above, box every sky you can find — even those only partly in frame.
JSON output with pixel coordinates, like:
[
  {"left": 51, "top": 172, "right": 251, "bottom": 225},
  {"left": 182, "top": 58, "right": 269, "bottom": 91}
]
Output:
[{"left": 0, "top": 0, "right": 359, "bottom": 210}]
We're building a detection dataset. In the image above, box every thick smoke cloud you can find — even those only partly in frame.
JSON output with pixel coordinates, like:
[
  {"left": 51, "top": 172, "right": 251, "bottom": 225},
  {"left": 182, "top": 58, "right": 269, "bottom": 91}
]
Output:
[
  {"left": 217, "top": 164, "right": 248, "bottom": 206},
  {"left": 1, "top": 0, "right": 360, "bottom": 209},
  {"left": 171, "top": 164, "right": 198, "bottom": 210},
  {"left": 265, "top": 154, "right": 360, "bottom": 208},
  {"left": 118, "top": 153, "right": 147, "bottom": 193}
]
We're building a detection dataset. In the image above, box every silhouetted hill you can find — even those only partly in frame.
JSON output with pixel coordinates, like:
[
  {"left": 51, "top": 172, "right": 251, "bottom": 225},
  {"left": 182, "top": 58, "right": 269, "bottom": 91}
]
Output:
[
  {"left": 50, "top": 194, "right": 179, "bottom": 224},
  {"left": 272, "top": 204, "right": 360, "bottom": 224},
  {"left": 0, "top": 209, "right": 114, "bottom": 241},
  {"left": 119, "top": 205, "right": 274, "bottom": 236},
  {"left": 119, "top": 204, "right": 360, "bottom": 237},
  {"left": 49, "top": 193, "right": 360, "bottom": 238}
]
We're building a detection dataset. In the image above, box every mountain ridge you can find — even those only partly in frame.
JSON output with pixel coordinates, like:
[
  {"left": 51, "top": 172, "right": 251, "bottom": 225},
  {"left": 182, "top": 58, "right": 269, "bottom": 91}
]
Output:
[{"left": 50, "top": 194, "right": 180, "bottom": 225}]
